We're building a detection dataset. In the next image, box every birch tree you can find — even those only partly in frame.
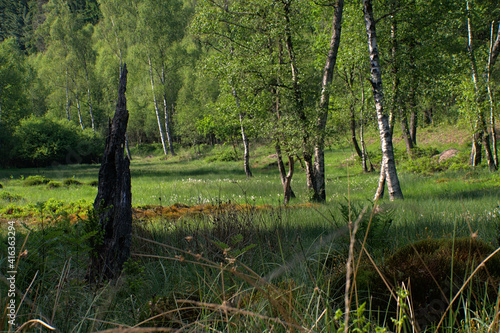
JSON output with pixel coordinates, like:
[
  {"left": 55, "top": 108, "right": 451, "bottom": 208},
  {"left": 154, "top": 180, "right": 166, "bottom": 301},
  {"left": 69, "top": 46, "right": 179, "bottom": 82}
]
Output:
[
  {"left": 363, "top": 0, "right": 403, "bottom": 201},
  {"left": 313, "top": 0, "right": 344, "bottom": 202},
  {"left": 133, "top": 0, "right": 188, "bottom": 156},
  {"left": 465, "top": 0, "right": 498, "bottom": 171}
]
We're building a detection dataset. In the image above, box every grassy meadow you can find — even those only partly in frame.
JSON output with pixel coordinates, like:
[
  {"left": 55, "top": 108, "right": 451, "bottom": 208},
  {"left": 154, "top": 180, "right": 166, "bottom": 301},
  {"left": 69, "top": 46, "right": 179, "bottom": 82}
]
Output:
[{"left": 1, "top": 124, "right": 500, "bottom": 332}]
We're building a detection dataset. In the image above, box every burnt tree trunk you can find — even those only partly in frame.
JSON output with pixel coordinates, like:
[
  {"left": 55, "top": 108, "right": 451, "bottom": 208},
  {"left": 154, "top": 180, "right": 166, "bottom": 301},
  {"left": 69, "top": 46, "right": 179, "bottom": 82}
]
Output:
[{"left": 90, "top": 64, "right": 132, "bottom": 282}]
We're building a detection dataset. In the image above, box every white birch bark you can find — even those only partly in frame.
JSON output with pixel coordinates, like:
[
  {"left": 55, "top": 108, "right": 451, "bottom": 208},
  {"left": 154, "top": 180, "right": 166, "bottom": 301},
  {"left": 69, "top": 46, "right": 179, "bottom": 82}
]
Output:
[
  {"left": 466, "top": 2, "right": 496, "bottom": 171},
  {"left": 364, "top": 0, "right": 403, "bottom": 200},
  {"left": 282, "top": 1, "right": 317, "bottom": 199},
  {"left": 148, "top": 55, "right": 168, "bottom": 155},
  {"left": 231, "top": 85, "right": 252, "bottom": 177},
  {"left": 75, "top": 90, "right": 84, "bottom": 130},
  {"left": 487, "top": 22, "right": 499, "bottom": 167},
  {"left": 83, "top": 63, "right": 95, "bottom": 132},
  {"left": 161, "top": 66, "right": 175, "bottom": 156},
  {"left": 313, "top": 0, "right": 344, "bottom": 202},
  {"left": 66, "top": 69, "right": 71, "bottom": 121}
]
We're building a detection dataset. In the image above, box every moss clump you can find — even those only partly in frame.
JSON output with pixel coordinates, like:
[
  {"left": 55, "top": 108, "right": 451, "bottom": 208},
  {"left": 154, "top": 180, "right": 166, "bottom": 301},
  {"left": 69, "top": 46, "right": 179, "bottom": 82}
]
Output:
[
  {"left": 63, "top": 178, "right": 82, "bottom": 186},
  {"left": 47, "top": 181, "right": 62, "bottom": 189},
  {"left": 88, "top": 180, "right": 98, "bottom": 187},
  {"left": 24, "top": 175, "right": 51, "bottom": 186},
  {"left": 383, "top": 238, "right": 500, "bottom": 328},
  {"left": 328, "top": 237, "right": 500, "bottom": 329}
]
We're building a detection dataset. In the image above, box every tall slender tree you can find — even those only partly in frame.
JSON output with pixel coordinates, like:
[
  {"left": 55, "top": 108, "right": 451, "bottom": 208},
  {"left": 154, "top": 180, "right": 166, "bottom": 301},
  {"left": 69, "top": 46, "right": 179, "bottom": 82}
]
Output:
[
  {"left": 363, "top": 0, "right": 403, "bottom": 201},
  {"left": 313, "top": 0, "right": 344, "bottom": 202}
]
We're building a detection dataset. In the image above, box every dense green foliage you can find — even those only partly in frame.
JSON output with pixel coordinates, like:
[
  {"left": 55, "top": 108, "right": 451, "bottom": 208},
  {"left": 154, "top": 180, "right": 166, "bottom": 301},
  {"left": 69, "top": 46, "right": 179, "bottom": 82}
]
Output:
[
  {"left": 0, "top": 0, "right": 498, "bottom": 169},
  {"left": 11, "top": 115, "right": 103, "bottom": 167}
]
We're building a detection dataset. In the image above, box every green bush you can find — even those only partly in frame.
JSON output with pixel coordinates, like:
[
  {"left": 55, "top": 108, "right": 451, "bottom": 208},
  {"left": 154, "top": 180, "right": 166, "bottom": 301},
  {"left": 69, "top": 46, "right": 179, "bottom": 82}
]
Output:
[
  {"left": 11, "top": 115, "right": 103, "bottom": 167},
  {"left": 205, "top": 147, "right": 239, "bottom": 162}
]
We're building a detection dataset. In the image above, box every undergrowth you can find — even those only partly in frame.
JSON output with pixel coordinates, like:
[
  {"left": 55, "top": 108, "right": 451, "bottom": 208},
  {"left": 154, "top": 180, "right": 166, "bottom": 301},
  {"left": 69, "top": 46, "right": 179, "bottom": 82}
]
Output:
[{"left": 1, "top": 199, "right": 499, "bottom": 332}]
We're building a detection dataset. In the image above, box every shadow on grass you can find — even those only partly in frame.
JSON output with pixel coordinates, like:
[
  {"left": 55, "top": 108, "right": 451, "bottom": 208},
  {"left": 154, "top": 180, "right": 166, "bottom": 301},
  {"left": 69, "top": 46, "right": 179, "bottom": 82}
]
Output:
[
  {"left": 404, "top": 187, "right": 499, "bottom": 201},
  {"left": 2, "top": 199, "right": 499, "bottom": 331}
]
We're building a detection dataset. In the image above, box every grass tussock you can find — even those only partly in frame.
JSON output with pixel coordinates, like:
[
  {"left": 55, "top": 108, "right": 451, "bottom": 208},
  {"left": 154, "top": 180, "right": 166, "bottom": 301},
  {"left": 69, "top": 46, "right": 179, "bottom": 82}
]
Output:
[{"left": 23, "top": 175, "right": 51, "bottom": 186}]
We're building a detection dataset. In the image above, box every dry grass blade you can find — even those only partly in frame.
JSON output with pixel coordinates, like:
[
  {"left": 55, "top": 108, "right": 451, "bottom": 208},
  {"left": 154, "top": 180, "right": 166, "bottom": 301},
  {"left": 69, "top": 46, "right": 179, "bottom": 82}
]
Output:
[
  {"left": 51, "top": 258, "right": 71, "bottom": 323},
  {"left": 488, "top": 287, "right": 500, "bottom": 333},
  {"left": 434, "top": 246, "right": 500, "bottom": 332},
  {"left": 264, "top": 225, "right": 349, "bottom": 282},
  {"left": 15, "top": 319, "right": 56, "bottom": 332},
  {"left": 360, "top": 246, "right": 396, "bottom": 301},
  {"left": 344, "top": 204, "right": 368, "bottom": 333},
  {"left": 94, "top": 328, "right": 180, "bottom": 333},
  {"left": 173, "top": 299, "right": 308, "bottom": 331}
]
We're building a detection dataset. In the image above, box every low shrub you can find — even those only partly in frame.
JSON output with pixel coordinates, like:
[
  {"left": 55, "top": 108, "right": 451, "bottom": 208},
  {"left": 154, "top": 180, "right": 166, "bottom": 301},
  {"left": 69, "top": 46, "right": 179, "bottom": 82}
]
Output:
[
  {"left": 205, "top": 147, "right": 239, "bottom": 162},
  {"left": 0, "top": 192, "right": 23, "bottom": 202},
  {"left": 132, "top": 143, "right": 165, "bottom": 157},
  {"left": 23, "top": 175, "right": 51, "bottom": 186}
]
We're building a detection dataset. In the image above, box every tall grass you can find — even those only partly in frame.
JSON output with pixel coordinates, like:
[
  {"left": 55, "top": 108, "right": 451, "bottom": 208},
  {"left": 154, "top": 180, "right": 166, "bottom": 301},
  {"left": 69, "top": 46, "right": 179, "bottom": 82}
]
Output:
[{"left": 1, "top": 131, "right": 500, "bottom": 331}]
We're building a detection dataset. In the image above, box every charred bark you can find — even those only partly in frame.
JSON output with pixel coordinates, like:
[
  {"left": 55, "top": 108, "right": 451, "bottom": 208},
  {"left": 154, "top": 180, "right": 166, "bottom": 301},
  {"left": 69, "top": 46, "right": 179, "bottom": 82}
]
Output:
[{"left": 90, "top": 64, "right": 132, "bottom": 282}]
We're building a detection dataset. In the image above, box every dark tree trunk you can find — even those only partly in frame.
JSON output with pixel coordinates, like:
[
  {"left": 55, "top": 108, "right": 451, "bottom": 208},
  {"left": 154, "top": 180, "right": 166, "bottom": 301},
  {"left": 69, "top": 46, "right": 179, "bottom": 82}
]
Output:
[
  {"left": 90, "top": 64, "right": 132, "bottom": 282},
  {"left": 283, "top": 155, "right": 295, "bottom": 205},
  {"left": 408, "top": 39, "right": 418, "bottom": 145},
  {"left": 359, "top": 70, "right": 374, "bottom": 173},
  {"left": 66, "top": 69, "right": 71, "bottom": 121},
  {"left": 350, "top": 104, "right": 363, "bottom": 158},
  {"left": 390, "top": 13, "right": 414, "bottom": 158},
  {"left": 275, "top": 142, "right": 296, "bottom": 200},
  {"left": 400, "top": 106, "right": 414, "bottom": 158}
]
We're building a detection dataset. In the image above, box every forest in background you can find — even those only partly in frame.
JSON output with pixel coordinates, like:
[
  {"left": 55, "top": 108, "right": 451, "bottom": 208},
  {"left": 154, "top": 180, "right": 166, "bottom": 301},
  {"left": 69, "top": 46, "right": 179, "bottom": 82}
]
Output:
[{"left": 1, "top": 0, "right": 500, "bottom": 197}]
